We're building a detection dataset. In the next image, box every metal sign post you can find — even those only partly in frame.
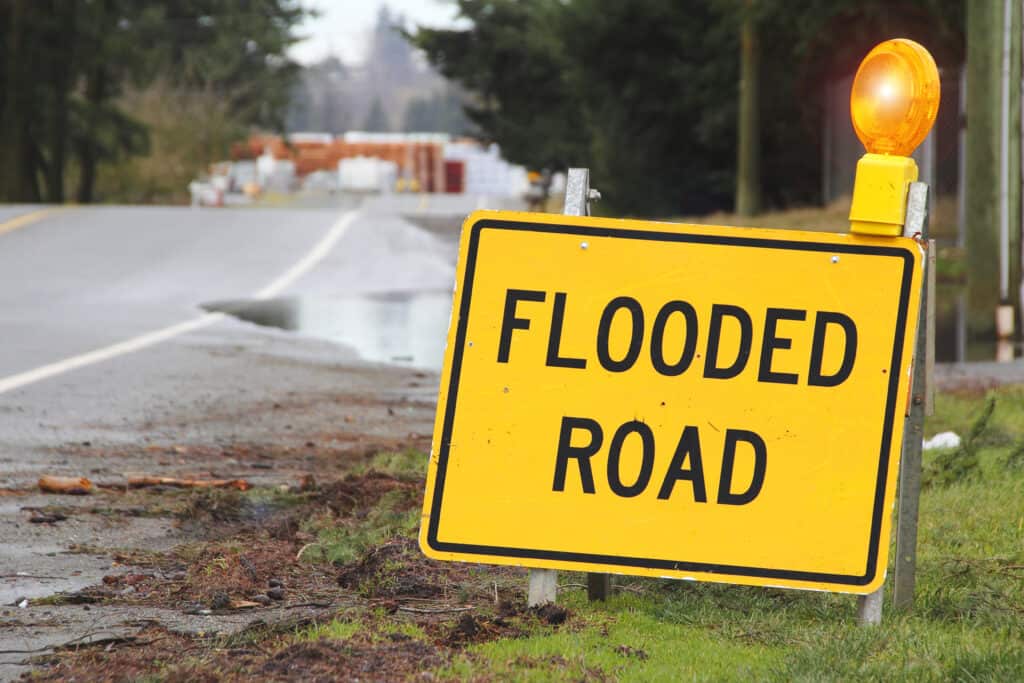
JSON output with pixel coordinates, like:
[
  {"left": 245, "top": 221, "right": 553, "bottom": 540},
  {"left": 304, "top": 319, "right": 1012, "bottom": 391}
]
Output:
[
  {"left": 857, "top": 181, "right": 932, "bottom": 625},
  {"left": 528, "top": 167, "right": 604, "bottom": 607}
]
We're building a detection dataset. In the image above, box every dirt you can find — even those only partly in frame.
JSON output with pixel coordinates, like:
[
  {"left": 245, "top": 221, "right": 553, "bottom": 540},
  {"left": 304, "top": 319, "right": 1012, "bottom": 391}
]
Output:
[
  {"left": 5, "top": 457, "right": 575, "bottom": 681},
  {"left": 30, "top": 625, "right": 449, "bottom": 683}
]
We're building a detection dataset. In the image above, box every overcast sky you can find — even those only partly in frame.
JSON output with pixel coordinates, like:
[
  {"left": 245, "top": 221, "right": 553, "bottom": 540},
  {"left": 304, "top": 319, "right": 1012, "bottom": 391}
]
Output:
[{"left": 290, "top": 0, "right": 463, "bottom": 65}]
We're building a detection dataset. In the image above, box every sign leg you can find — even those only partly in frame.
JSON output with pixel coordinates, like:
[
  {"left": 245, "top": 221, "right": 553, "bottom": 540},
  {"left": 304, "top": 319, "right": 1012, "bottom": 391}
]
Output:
[
  {"left": 857, "top": 586, "right": 884, "bottom": 626},
  {"left": 563, "top": 167, "right": 612, "bottom": 603},
  {"left": 587, "top": 572, "right": 611, "bottom": 601},
  {"left": 893, "top": 238, "right": 933, "bottom": 610},
  {"left": 528, "top": 569, "right": 557, "bottom": 607}
]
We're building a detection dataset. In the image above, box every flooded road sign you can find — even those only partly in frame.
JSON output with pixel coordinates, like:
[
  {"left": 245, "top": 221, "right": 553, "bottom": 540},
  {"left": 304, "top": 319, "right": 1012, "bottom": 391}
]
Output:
[{"left": 420, "top": 211, "right": 923, "bottom": 594}]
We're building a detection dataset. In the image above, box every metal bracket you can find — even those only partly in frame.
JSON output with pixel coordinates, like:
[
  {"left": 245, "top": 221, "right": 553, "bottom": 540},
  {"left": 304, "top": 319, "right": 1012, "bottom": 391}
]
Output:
[
  {"left": 564, "top": 168, "right": 599, "bottom": 216},
  {"left": 904, "top": 182, "right": 930, "bottom": 238}
]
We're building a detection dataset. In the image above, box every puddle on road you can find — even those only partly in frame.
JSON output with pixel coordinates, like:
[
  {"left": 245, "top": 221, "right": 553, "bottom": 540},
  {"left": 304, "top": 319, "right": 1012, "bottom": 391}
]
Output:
[
  {"left": 203, "top": 291, "right": 453, "bottom": 371},
  {"left": 205, "top": 285, "right": 1024, "bottom": 370}
]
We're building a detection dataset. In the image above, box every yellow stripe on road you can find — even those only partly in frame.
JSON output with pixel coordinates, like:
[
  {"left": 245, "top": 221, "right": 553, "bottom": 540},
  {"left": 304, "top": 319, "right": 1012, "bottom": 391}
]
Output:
[{"left": 0, "top": 208, "right": 57, "bottom": 236}]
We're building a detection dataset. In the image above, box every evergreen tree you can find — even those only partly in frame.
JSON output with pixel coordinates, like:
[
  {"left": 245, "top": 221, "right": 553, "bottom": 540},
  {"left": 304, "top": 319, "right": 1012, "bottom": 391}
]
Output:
[
  {"left": 402, "top": 89, "right": 472, "bottom": 134},
  {"left": 364, "top": 97, "right": 391, "bottom": 132},
  {"left": 413, "top": 0, "right": 965, "bottom": 216},
  {"left": 0, "top": 0, "right": 308, "bottom": 203}
]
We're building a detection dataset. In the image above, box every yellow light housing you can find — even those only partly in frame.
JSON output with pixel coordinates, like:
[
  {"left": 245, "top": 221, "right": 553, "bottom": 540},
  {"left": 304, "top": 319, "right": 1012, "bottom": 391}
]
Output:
[{"left": 850, "top": 39, "right": 940, "bottom": 157}]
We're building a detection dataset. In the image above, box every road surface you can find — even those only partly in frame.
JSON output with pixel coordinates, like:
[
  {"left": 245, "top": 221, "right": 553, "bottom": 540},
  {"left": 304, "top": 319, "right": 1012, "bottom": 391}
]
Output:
[{"left": 0, "top": 195, "right": 493, "bottom": 679}]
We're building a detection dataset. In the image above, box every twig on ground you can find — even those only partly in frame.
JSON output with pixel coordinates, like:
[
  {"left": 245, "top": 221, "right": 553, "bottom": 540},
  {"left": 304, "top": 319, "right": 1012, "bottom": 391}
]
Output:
[
  {"left": 397, "top": 605, "right": 475, "bottom": 614},
  {"left": 0, "top": 630, "right": 130, "bottom": 655},
  {"left": 295, "top": 542, "right": 321, "bottom": 562},
  {"left": 0, "top": 573, "right": 65, "bottom": 580},
  {"left": 283, "top": 602, "right": 334, "bottom": 609}
]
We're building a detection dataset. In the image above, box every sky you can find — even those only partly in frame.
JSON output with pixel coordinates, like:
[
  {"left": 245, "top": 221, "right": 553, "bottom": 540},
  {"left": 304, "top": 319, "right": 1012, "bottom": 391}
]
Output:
[{"left": 290, "top": 0, "right": 463, "bottom": 65}]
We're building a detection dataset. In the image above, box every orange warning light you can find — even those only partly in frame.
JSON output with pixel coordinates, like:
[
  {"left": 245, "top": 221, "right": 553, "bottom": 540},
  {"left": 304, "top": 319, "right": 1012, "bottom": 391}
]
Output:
[{"left": 850, "top": 39, "right": 940, "bottom": 156}]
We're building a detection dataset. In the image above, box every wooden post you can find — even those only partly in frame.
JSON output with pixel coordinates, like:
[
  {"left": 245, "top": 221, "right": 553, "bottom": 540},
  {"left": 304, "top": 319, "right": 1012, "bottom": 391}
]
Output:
[{"left": 528, "top": 167, "right": 607, "bottom": 606}]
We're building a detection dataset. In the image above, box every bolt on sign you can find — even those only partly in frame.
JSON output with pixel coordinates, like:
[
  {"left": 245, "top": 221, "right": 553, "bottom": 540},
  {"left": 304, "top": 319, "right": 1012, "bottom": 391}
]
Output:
[{"left": 420, "top": 211, "right": 923, "bottom": 594}]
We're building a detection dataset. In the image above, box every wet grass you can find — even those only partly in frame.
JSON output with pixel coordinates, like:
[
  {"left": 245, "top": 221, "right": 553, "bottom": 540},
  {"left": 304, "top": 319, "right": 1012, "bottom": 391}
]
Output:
[
  {"left": 294, "top": 451, "right": 425, "bottom": 567},
  {"left": 297, "top": 616, "right": 427, "bottom": 643},
  {"left": 301, "top": 493, "right": 419, "bottom": 566},
  {"left": 428, "top": 387, "right": 1024, "bottom": 680},
  {"left": 34, "top": 392, "right": 1024, "bottom": 680}
]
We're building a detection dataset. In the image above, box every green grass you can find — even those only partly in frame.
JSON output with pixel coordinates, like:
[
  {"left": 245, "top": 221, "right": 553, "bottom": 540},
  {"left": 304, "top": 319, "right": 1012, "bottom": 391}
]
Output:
[
  {"left": 361, "top": 448, "right": 430, "bottom": 480},
  {"left": 432, "top": 387, "right": 1024, "bottom": 681},
  {"left": 272, "top": 395, "right": 1022, "bottom": 680},
  {"left": 444, "top": 590, "right": 784, "bottom": 681},
  {"left": 298, "top": 449, "right": 426, "bottom": 565},
  {"left": 673, "top": 195, "right": 958, "bottom": 240},
  {"left": 301, "top": 494, "right": 419, "bottom": 565}
]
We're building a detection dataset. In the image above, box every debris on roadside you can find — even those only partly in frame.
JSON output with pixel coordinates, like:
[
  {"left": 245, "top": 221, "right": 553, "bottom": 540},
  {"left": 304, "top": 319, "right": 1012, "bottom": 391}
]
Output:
[
  {"left": 38, "top": 475, "right": 93, "bottom": 495},
  {"left": 229, "top": 598, "right": 263, "bottom": 609},
  {"left": 126, "top": 475, "right": 250, "bottom": 491},
  {"left": 28, "top": 511, "right": 68, "bottom": 524},
  {"left": 532, "top": 603, "right": 569, "bottom": 625},
  {"left": 923, "top": 431, "right": 961, "bottom": 450}
]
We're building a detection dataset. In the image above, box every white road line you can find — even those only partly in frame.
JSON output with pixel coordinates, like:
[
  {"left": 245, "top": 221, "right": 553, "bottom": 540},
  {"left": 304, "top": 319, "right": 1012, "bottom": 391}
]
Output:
[
  {"left": 0, "top": 210, "right": 359, "bottom": 395},
  {"left": 254, "top": 210, "right": 356, "bottom": 299}
]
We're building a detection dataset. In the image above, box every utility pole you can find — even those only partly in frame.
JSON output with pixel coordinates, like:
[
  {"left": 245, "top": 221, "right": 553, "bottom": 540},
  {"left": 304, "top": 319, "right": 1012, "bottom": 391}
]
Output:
[
  {"left": 735, "top": 0, "right": 760, "bottom": 217},
  {"left": 966, "top": 1, "right": 1020, "bottom": 339}
]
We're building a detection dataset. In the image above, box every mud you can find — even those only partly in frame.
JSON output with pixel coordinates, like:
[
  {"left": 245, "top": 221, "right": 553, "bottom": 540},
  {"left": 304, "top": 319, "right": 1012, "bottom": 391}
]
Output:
[
  {"left": 10, "top": 468, "right": 576, "bottom": 682},
  {"left": 0, "top": 322, "right": 442, "bottom": 681}
]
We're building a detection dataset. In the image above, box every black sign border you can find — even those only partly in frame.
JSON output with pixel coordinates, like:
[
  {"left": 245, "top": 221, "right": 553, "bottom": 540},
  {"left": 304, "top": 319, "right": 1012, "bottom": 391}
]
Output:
[{"left": 425, "top": 217, "right": 916, "bottom": 587}]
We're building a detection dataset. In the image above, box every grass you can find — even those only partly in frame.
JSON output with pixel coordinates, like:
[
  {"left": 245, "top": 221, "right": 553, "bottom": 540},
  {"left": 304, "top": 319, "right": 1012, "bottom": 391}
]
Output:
[
  {"left": 217, "top": 388, "right": 1021, "bottom": 681},
  {"left": 675, "top": 195, "right": 958, "bottom": 238},
  {"left": 301, "top": 493, "right": 419, "bottom": 565},
  {"left": 298, "top": 449, "right": 425, "bottom": 565},
  {"left": 444, "top": 589, "right": 784, "bottom": 681},
  {"left": 422, "top": 386, "right": 1024, "bottom": 680},
  {"left": 297, "top": 617, "right": 427, "bottom": 643}
]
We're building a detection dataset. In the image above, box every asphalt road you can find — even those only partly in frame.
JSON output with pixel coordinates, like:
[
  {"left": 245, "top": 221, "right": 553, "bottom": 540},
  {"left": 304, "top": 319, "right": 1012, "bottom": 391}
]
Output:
[
  {"left": 0, "top": 194, "right": 499, "bottom": 678},
  {"left": 0, "top": 205, "right": 349, "bottom": 377}
]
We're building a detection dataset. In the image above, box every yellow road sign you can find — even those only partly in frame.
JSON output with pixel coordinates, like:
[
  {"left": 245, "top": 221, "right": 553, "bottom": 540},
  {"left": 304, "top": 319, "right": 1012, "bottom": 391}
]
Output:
[{"left": 420, "top": 210, "right": 923, "bottom": 594}]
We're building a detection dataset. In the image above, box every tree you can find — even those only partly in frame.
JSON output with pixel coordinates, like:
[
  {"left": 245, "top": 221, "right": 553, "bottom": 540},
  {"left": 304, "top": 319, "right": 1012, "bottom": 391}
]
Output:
[
  {"left": 562, "top": 0, "right": 739, "bottom": 215},
  {"left": 402, "top": 88, "right": 472, "bottom": 134},
  {"left": 73, "top": 0, "right": 151, "bottom": 203},
  {"left": 288, "top": 56, "right": 352, "bottom": 134},
  {"left": 414, "top": 0, "right": 589, "bottom": 171},
  {"left": 363, "top": 97, "right": 391, "bottom": 132},
  {"left": 735, "top": 0, "right": 760, "bottom": 216},
  {"left": 368, "top": 7, "right": 418, "bottom": 89},
  {"left": 0, "top": 0, "right": 308, "bottom": 204},
  {"left": 0, "top": 0, "right": 39, "bottom": 202},
  {"left": 413, "top": 0, "right": 964, "bottom": 216}
]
